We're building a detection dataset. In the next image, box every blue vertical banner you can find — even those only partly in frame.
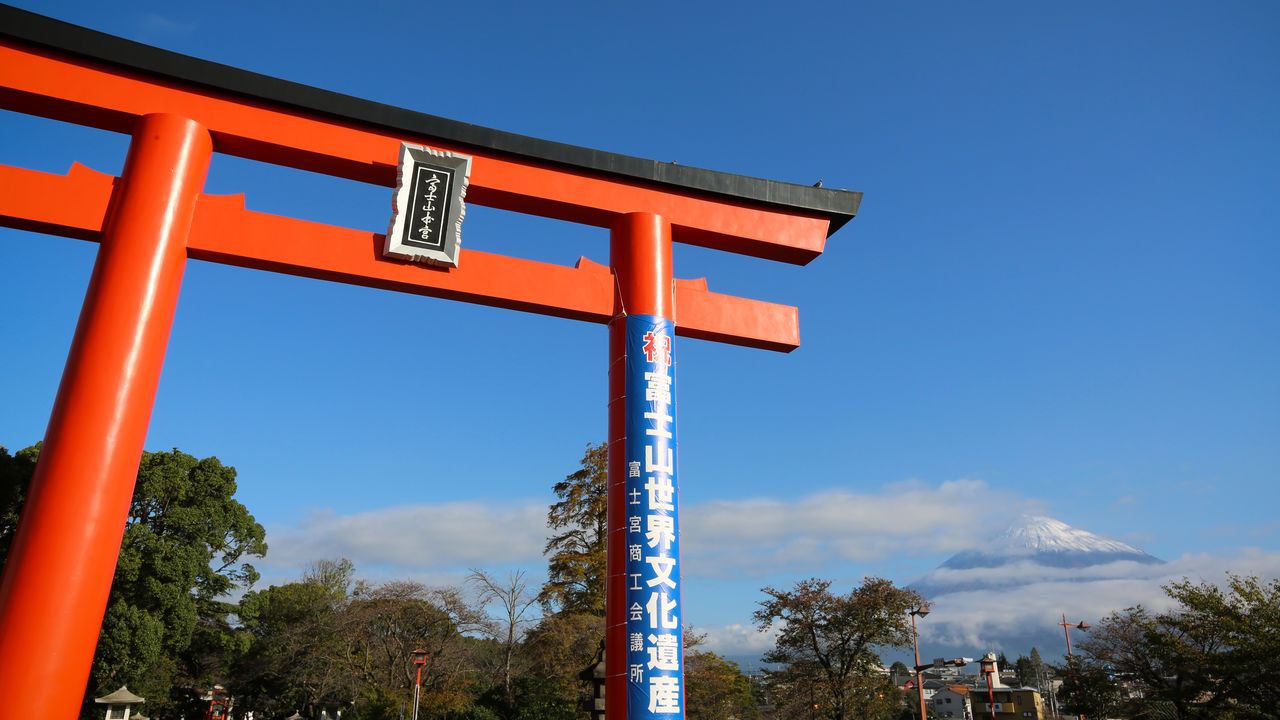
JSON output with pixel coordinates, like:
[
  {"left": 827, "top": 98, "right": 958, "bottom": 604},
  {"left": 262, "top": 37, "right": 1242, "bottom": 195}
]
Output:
[{"left": 623, "top": 314, "right": 683, "bottom": 718}]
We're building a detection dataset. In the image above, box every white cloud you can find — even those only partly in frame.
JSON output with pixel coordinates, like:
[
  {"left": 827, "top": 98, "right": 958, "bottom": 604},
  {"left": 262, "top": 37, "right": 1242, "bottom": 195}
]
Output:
[
  {"left": 914, "top": 548, "right": 1280, "bottom": 651},
  {"left": 260, "top": 501, "right": 549, "bottom": 577},
  {"left": 258, "top": 478, "right": 1046, "bottom": 582},
  {"left": 251, "top": 483, "right": 1280, "bottom": 662},
  {"left": 682, "top": 479, "right": 1047, "bottom": 577},
  {"left": 699, "top": 622, "right": 780, "bottom": 658},
  {"left": 696, "top": 549, "right": 1280, "bottom": 659},
  {"left": 914, "top": 557, "right": 1165, "bottom": 593}
]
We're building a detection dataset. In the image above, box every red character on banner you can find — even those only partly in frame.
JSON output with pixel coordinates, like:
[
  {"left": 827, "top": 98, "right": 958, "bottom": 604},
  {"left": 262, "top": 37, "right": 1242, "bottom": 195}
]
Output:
[{"left": 642, "top": 330, "right": 672, "bottom": 365}]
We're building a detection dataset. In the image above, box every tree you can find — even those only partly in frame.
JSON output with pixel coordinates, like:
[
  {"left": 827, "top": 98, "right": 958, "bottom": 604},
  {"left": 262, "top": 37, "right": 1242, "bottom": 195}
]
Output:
[
  {"left": 521, "top": 611, "right": 604, "bottom": 717},
  {"left": 469, "top": 568, "right": 541, "bottom": 717},
  {"left": 238, "top": 568, "right": 491, "bottom": 719},
  {"left": 1013, "top": 655, "right": 1035, "bottom": 690},
  {"left": 337, "top": 581, "right": 486, "bottom": 717},
  {"left": 3, "top": 445, "right": 266, "bottom": 716},
  {"left": 304, "top": 556, "right": 362, "bottom": 599},
  {"left": 1163, "top": 573, "right": 1280, "bottom": 717},
  {"left": 684, "top": 650, "right": 760, "bottom": 720},
  {"left": 753, "top": 577, "right": 924, "bottom": 720},
  {"left": 0, "top": 443, "right": 38, "bottom": 564},
  {"left": 235, "top": 560, "right": 358, "bottom": 715},
  {"left": 1074, "top": 573, "right": 1280, "bottom": 720},
  {"left": 539, "top": 442, "right": 608, "bottom": 616},
  {"left": 1014, "top": 648, "right": 1052, "bottom": 699},
  {"left": 91, "top": 449, "right": 267, "bottom": 714},
  {"left": 522, "top": 442, "right": 611, "bottom": 716},
  {"left": 1056, "top": 656, "right": 1124, "bottom": 720}
]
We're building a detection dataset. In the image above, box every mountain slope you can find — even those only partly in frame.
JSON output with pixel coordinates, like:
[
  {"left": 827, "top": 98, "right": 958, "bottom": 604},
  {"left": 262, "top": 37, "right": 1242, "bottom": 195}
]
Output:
[
  {"left": 912, "top": 515, "right": 1163, "bottom": 597},
  {"left": 941, "top": 515, "right": 1162, "bottom": 570}
]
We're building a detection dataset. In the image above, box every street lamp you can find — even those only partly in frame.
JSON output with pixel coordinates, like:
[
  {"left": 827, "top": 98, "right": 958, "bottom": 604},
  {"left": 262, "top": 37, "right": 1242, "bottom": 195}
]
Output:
[
  {"left": 1058, "top": 614, "right": 1090, "bottom": 658},
  {"left": 411, "top": 648, "right": 427, "bottom": 720},
  {"left": 978, "top": 654, "right": 997, "bottom": 720},
  {"left": 909, "top": 605, "right": 931, "bottom": 720},
  {"left": 1059, "top": 615, "right": 1090, "bottom": 720}
]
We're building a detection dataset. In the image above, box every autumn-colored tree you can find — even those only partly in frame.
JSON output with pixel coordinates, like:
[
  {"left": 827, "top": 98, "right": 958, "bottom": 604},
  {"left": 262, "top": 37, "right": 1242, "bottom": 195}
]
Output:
[
  {"left": 237, "top": 564, "right": 491, "bottom": 719},
  {"left": 539, "top": 442, "right": 608, "bottom": 616},
  {"left": 754, "top": 577, "right": 923, "bottom": 720},
  {"left": 522, "top": 611, "right": 604, "bottom": 718},
  {"left": 338, "top": 581, "right": 486, "bottom": 717},
  {"left": 684, "top": 650, "right": 760, "bottom": 720}
]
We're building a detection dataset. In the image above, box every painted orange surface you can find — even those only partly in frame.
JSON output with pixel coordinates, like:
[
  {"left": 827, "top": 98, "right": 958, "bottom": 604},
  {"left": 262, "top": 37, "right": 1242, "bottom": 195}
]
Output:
[
  {"left": 0, "top": 114, "right": 212, "bottom": 718},
  {"left": 0, "top": 26, "right": 828, "bottom": 715},
  {"left": 0, "top": 41, "right": 832, "bottom": 265},
  {"left": 0, "top": 163, "right": 800, "bottom": 351}
]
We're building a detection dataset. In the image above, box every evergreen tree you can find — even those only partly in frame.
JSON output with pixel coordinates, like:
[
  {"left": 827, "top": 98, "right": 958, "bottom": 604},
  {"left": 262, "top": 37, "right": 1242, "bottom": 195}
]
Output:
[
  {"left": 235, "top": 560, "right": 356, "bottom": 714},
  {"left": 94, "top": 449, "right": 267, "bottom": 714},
  {"left": 1, "top": 445, "right": 267, "bottom": 718},
  {"left": 0, "top": 444, "right": 38, "bottom": 564},
  {"left": 1014, "top": 655, "right": 1034, "bottom": 688},
  {"left": 1029, "top": 647, "right": 1047, "bottom": 691}
]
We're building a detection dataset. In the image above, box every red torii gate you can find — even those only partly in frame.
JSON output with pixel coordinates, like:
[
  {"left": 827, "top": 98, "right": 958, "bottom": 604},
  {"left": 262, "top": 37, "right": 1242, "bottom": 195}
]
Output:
[{"left": 0, "top": 6, "right": 860, "bottom": 717}]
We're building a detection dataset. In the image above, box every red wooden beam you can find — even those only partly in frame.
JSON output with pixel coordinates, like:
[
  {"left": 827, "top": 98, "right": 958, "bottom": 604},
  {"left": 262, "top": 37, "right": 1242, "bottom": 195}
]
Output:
[
  {"left": 0, "top": 163, "right": 800, "bottom": 352},
  {"left": 0, "top": 41, "right": 835, "bottom": 265}
]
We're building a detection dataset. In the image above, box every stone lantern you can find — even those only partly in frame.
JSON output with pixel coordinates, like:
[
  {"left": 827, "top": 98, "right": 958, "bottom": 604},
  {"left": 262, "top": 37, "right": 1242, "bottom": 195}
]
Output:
[{"left": 95, "top": 686, "right": 144, "bottom": 720}]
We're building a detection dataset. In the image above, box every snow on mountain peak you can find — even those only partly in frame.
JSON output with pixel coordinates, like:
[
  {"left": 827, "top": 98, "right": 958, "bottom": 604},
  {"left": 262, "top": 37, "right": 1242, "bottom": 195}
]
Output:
[
  {"left": 917, "top": 514, "right": 1164, "bottom": 596},
  {"left": 994, "top": 515, "right": 1143, "bottom": 555}
]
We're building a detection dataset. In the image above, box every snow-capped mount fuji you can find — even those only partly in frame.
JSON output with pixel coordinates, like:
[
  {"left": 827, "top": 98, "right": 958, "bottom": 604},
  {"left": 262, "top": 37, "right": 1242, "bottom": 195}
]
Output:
[
  {"left": 909, "top": 515, "right": 1163, "bottom": 598},
  {"left": 941, "top": 515, "right": 1163, "bottom": 570}
]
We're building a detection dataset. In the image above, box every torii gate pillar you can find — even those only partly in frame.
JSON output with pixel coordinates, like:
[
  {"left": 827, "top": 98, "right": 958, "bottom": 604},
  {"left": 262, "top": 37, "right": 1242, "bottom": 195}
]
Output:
[
  {"left": 0, "top": 113, "right": 211, "bottom": 716},
  {"left": 607, "top": 213, "right": 680, "bottom": 718}
]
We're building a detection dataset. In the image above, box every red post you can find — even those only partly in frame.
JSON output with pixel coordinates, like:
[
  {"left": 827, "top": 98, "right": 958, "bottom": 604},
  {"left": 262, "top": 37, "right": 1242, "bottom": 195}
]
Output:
[
  {"left": 0, "top": 114, "right": 211, "bottom": 715},
  {"left": 979, "top": 655, "right": 997, "bottom": 720},
  {"left": 607, "top": 213, "right": 674, "bottom": 720},
  {"left": 986, "top": 671, "right": 996, "bottom": 720},
  {"left": 412, "top": 649, "right": 427, "bottom": 720}
]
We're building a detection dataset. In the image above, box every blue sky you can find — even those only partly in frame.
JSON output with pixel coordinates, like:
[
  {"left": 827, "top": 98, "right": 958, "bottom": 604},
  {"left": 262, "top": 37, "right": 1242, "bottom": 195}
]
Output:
[{"left": 2, "top": 1, "right": 1277, "bottom": 658}]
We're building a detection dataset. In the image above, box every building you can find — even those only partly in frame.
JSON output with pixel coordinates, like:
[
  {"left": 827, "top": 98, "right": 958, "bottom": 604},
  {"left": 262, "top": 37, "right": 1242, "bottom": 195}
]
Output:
[
  {"left": 972, "top": 687, "right": 1046, "bottom": 720},
  {"left": 973, "top": 654, "right": 1045, "bottom": 720},
  {"left": 932, "top": 685, "right": 973, "bottom": 720}
]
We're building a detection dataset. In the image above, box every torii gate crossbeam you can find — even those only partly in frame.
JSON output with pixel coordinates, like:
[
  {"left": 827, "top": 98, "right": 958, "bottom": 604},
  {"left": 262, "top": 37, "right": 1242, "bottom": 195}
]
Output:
[{"left": 0, "top": 6, "right": 861, "bottom": 718}]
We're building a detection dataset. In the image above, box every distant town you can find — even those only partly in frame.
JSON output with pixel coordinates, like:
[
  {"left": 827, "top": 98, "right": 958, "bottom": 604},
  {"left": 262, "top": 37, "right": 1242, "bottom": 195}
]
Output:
[{"left": 886, "top": 652, "right": 1087, "bottom": 720}]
